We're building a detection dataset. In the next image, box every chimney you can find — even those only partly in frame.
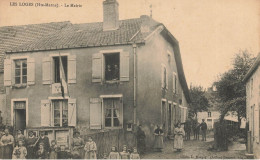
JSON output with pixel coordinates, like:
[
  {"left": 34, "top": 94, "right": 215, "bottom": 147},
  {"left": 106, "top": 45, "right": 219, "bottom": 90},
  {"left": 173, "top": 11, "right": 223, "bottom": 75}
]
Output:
[{"left": 103, "top": 0, "right": 119, "bottom": 31}]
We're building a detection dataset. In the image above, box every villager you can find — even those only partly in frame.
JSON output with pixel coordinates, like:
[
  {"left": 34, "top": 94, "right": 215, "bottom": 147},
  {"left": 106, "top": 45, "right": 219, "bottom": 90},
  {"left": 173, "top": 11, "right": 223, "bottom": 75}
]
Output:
[
  {"left": 84, "top": 136, "right": 97, "bottom": 159},
  {"left": 173, "top": 123, "right": 185, "bottom": 152},
  {"left": 120, "top": 145, "right": 130, "bottom": 159},
  {"left": 195, "top": 122, "right": 201, "bottom": 140},
  {"left": 49, "top": 140, "right": 59, "bottom": 159},
  {"left": 71, "top": 131, "right": 84, "bottom": 159},
  {"left": 136, "top": 125, "right": 146, "bottom": 155},
  {"left": 12, "top": 140, "right": 27, "bottom": 159},
  {"left": 57, "top": 145, "right": 71, "bottom": 159},
  {"left": 184, "top": 119, "right": 192, "bottom": 140},
  {"left": 0, "top": 130, "right": 5, "bottom": 159},
  {"left": 35, "top": 142, "right": 49, "bottom": 159},
  {"left": 36, "top": 131, "right": 50, "bottom": 154},
  {"left": 153, "top": 125, "right": 164, "bottom": 152},
  {"left": 108, "top": 146, "right": 120, "bottom": 159},
  {"left": 130, "top": 147, "right": 140, "bottom": 160},
  {"left": 15, "top": 129, "right": 26, "bottom": 146},
  {"left": 200, "top": 119, "right": 207, "bottom": 141},
  {"left": 25, "top": 131, "right": 37, "bottom": 159},
  {"left": 0, "top": 128, "right": 14, "bottom": 159}
]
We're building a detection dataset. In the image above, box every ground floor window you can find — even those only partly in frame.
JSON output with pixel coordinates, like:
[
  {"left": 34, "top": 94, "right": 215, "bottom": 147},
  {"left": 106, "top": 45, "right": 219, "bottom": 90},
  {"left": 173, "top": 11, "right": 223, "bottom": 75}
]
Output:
[
  {"left": 53, "top": 100, "right": 68, "bottom": 127},
  {"left": 103, "top": 98, "right": 122, "bottom": 128}
]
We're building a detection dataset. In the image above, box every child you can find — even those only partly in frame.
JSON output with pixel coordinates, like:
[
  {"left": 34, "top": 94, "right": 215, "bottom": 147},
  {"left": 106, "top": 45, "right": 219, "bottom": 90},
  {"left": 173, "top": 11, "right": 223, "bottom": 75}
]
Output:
[
  {"left": 107, "top": 146, "right": 120, "bottom": 159},
  {"left": 84, "top": 136, "right": 97, "bottom": 159},
  {"left": 120, "top": 145, "right": 130, "bottom": 159},
  {"left": 58, "top": 145, "right": 71, "bottom": 159},
  {"left": 130, "top": 147, "right": 140, "bottom": 160},
  {"left": 49, "top": 140, "right": 59, "bottom": 159},
  {"left": 12, "top": 140, "right": 27, "bottom": 159},
  {"left": 36, "top": 142, "right": 49, "bottom": 159}
]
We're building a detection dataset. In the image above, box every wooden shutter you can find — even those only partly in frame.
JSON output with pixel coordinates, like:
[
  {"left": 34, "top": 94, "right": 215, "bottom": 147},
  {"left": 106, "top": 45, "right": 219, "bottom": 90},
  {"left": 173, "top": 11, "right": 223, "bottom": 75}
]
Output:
[
  {"left": 42, "top": 57, "right": 52, "bottom": 84},
  {"left": 90, "top": 98, "right": 102, "bottom": 129},
  {"left": 68, "top": 55, "right": 76, "bottom": 84},
  {"left": 41, "top": 100, "right": 51, "bottom": 126},
  {"left": 68, "top": 99, "right": 77, "bottom": 126},
  {"left": 4, "top": 59, "right": 12, "bottom": 86},
  {"left": 27, "top": 58, "right": 35, "bottom": 85},
  {"left": 120, "top": 52, "right": 130, "bottom": 81},
  {"left": 92, "top": 53, "right": 102, "bottom": 82}
]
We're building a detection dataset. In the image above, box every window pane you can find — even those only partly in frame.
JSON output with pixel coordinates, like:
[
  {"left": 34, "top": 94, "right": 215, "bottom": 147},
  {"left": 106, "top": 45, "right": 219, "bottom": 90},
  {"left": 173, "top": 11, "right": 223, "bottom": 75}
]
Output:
[
  {"left": 63, "top": 110, "right": 68, "bottom": 118},
  {"left": 54, "top": 119, "right": 60, "bottom": 126},
  {"left": 22, "top": 68, "right": 27, "bottom": 76},
  {"left": 54, "top": 101, "right": 60, "bottom": 109},
  {"left": 15, "top": 77, "right": 20, "bottom": 84},
  {"left": 15, "top": 69, "right": 21, "bottom": 76},
  {"left": 22, "top": 61, "right": 27, "bottom": 68},
  {"left": 62, "top": 119, "right": 68, "bottom": 127},
  {"left": 54, "top": 110, "right": 60, "bottom": 117},
  {"left": 113, "top": 118, "right": 120, "bottom": 126},
  {"left": 15, "top": 61, "right": 21, "bottom": 68},
  {"left": 113, "top": 109, "right": 119, "bottom": 118},
  {"left": 105, "top": 53, "right": 120, "bottom": 81},
  {"left": 22, "top": 76, "right": 27, "bottom": 83},
  {"left": 105, "top": 109, "right": 111, "bottom": 117},
  {"left": 105, "top": 118, "right": 111, "bottom": 127}
]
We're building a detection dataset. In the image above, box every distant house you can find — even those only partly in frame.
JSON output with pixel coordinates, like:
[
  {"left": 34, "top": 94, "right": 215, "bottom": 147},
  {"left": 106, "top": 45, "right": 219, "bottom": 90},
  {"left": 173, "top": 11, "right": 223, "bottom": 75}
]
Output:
[
  {"left": 0, "top": 0, "right": 191, "bottom": 152},
  {"left": 243, "top": 53, "right": 260, "bottom": 159},
  {"left": 197, "top": 111, "right": 220, "bottom": 130}
]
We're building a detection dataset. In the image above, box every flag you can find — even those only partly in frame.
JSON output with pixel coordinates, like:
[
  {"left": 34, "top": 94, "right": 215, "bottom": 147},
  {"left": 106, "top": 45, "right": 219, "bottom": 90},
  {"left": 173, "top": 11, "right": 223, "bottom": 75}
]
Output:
[{"left": 59, "top": 54, "right": 68, "bottom": 98}]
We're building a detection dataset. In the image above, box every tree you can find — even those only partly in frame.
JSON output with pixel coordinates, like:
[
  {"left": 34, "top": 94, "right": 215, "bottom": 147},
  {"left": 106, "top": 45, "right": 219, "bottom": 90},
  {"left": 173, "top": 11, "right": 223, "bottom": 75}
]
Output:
[
  {"left": 214, "top": 50, "right": 256, "bottom": 127},
  {"left": 189, "top": 85, "right": 209, "bottom": 118}
]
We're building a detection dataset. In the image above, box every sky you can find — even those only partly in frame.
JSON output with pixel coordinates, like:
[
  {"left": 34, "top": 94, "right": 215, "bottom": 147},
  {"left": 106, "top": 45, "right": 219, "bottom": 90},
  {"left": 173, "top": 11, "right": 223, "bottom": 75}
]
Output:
[{"left": 0, "top": 0, "right": 259, "bottom": 88}]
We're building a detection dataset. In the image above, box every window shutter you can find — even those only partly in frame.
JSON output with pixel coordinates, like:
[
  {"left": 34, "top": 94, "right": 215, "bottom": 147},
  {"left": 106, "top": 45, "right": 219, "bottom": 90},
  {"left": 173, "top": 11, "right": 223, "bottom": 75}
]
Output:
[
  {"left": 4, "top": 59, "right": 12, "bottom": 86},
  {"left": 42, "top": 57, "right": 52, "bottom": 84},
  {"left": 90, "top": 98, "right": 102, "bottom": 129},
  {"left": 68, "top": 99, "right": 77, "bottom": 126},
  {"left": 120, "top": 52, "right": 130, "bottom": 81},
  {"left": 161, "top": 65, "right": 164, "bottom": 88},
  {"left": 68, "top": 55, "right": 76, "bottom": 84},
  {"left": 27, "top": 58, "right": 35, "bottom": 85},
  {"left": 92, "top": 53, "right": 102, "bottom": 82},
  {"left": 41, "top": 100, "right": 51, "bottom": 126}
]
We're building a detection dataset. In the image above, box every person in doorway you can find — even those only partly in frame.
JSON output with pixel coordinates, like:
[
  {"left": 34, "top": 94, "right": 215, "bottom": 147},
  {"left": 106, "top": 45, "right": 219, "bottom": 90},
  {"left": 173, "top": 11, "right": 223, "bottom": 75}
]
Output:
[
  {"left": 84, "top": 136, "right": 97, "bottom": 159},
  {"left": 153, "top": 125, "right": 164, "bottom": 152},
  {"left": 36, "top": 131, "right": 50, "bottom": 154},
  {"left": 173, "top": 123, "right": 185, "bottom": 152},
  {"left": 15, "top": 130, "right": 26, "bottom": 146},
  {"left": 25, "top": 131, "right": 37, "bottom": 159},
  {"left": 136, "top": 125, "right": 146, "bottom": 155},
  {"left": 71, "top": 131, "right": 84, "bottom": 159},
  {"left": 0, "top": 128, "right": 14, "bottom": 159},
  {"left": 12, "top": 140, "right": 27, "bottom": 159},
  {"left": 200, "top": 119, "right": 207, "bottom": 141}
]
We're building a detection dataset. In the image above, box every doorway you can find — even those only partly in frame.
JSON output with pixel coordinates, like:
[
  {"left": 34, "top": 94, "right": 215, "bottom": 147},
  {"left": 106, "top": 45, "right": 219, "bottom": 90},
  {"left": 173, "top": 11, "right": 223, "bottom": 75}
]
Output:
[
  {"left": 14, "top": 109, "right": 26, "bottom": 131},
  {"left": 168, "top": 104, "right": 172, "bottom": 134}
]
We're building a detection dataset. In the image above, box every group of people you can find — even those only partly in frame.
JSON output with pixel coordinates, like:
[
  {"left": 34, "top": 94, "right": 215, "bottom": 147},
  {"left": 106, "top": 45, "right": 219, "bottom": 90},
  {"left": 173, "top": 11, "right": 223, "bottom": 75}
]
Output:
[
  {"left": 187, "top": 119, "right": 208, "bottom": 141},
  {"left": 106, "top": 145, "right": 140, "bottom": 159}
]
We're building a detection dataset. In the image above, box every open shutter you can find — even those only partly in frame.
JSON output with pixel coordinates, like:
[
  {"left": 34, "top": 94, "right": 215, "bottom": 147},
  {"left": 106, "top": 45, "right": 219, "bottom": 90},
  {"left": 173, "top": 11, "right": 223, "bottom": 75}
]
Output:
[
  {"left": 68, "top": 55, "right": 76, "bottom": 84},
  {"left": 90, "top": 98, "right": 102, "bottom": 129},
  {"left": 27, "top": 58, "right": 35, "bottom": 85},
  {"left": 92, "top": 53, "right": 102, "bottom": 82},
  {"left": 42, "top": 57, "right": 52, "bottom": 84},
  {"left": 4, "top": 59, "right": 12, "bottom": 86},
  {"left": 68, "top": 99, "right": 77, "bottom": 126},
  {"left": 41, "top": 100, "right": 51, "bottom": 126},
  {"left": 120, "top": 52, "right": 129, "bottom": 81}
]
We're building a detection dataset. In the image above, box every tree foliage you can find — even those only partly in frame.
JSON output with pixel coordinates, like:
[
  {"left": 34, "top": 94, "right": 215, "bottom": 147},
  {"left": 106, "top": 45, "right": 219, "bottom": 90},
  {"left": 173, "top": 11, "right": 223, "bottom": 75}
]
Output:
[
  {"left": 189, "top": 85, "right": 209, "bottom": 118},
  {"left": 214, "top": 50, "right": 256, "bottom": 123}
]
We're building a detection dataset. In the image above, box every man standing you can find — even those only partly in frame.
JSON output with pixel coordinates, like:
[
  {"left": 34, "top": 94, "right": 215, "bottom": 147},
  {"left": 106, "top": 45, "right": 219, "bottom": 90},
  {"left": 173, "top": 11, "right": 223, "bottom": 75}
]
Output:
[
  {"left": 200, "top": 119, "right": 207, "bottom": 141},
  {"left": 136, "top": 125, "right": 146, "bottom": 155},
  {"left": 36, "top": 131, "right": 50, "bottom": 154},
  {"left": 184, "top": 119, "right": 191, "bottom": 140}
]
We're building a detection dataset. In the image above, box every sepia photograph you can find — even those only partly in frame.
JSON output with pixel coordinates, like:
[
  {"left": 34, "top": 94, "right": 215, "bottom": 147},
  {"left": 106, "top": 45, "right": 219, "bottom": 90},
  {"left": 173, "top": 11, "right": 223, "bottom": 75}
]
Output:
[{"left": 0, "top": 0, "right": 259, "bottom": 159}]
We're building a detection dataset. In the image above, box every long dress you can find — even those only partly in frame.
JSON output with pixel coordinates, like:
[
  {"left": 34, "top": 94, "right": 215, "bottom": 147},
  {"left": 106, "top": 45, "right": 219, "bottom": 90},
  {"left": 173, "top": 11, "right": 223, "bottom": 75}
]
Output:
[
  {"left": 12, "top": 146, "right": 27, "bottom": 159},
  {"left": 71, "top": 137, "right": 85, "bottom": 159},
  {"left": 84, "top": 141, "right": 97, "bottom": 159},
  {"left": 153, "top": 128, "right": 164, "bottom": 150},
  {"left": 108, "top": 152, "right": 120, "bottom": 159},
  {"left": 174, "top": 127, "right": 185, "bottom": 150},
  {"left": 25, "top": 135, "right": 37, "bottom": 159},
  {"left": 0, "top": 134, "right": 14, "bottom": 159}
]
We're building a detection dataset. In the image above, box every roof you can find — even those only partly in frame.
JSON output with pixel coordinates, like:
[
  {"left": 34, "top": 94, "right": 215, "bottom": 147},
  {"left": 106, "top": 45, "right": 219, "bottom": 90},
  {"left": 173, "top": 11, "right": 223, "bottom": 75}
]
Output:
[
  {"left": 243, "top": 53, "right": 260, "bottom": 82},
  {"left": 0, "top": 15, "right": 191, "bottom": 103}
]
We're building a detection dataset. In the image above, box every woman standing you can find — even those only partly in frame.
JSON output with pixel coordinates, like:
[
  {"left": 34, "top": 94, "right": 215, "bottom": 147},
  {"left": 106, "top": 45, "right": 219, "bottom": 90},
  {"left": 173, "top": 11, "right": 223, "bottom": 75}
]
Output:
[
  {"left": 0, "top": 128, "right": 14, "bottom": 159},
  {"left": 25, "top": 131, "right": 37, "bottom": 159},
  {"left": 15, "top": 130, "right": 26, "bottom": 146},
  {"left": 71, "top": 131, "right": 84, "bottom": 159},
  {"left": 174, "top": 123, "right": 185, "bottom": 152},
  {"left": 153, "top": 125, "right": 164, "bottom": 152},
  {"left": 84, "top": 136, "right": 97, "bottom": 159}
]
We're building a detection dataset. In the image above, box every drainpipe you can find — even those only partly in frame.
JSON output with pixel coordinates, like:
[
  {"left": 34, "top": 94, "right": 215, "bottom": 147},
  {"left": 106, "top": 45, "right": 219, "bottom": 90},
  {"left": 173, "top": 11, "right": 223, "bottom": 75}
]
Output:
[{"left": 133, "top": 43, "right": 137, "bottom": 124}]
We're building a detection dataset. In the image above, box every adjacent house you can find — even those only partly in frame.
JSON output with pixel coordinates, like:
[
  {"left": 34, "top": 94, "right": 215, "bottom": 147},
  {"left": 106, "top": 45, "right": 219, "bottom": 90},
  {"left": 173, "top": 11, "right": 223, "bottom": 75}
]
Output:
[
  {"left": 243, "top": 53, "right": 260, "bottom": 159},
  {"left": 0, "top": 0, "right": 191, "bottom": 153}
]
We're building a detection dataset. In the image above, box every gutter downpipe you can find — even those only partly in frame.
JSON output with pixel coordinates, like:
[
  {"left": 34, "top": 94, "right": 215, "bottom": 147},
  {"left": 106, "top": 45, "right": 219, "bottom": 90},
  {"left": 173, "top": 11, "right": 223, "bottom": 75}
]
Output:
[{"left": 133, "top": 43, "right": 137, "bottom": 124}]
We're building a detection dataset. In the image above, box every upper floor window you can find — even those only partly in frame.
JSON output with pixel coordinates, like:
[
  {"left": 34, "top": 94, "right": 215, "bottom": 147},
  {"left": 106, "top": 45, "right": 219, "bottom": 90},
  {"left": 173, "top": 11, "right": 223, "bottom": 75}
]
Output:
[
  {"left": 104, "top": 53, "right": 120, "bottom": 81},
  {"left": 53, "top": 99, "right": 68, "bottom": 127},
  {"left": 14, "top": 59, "right": 27, "bottom": 84},
  {"left": 53, "top": 56, "right": 68, "bottom": 83},
  {"left": 173, "top": 72, "right": 177, "bottom": 94},
  {"left": 161, "top": 65, "right": 168, "bottom": 89}
]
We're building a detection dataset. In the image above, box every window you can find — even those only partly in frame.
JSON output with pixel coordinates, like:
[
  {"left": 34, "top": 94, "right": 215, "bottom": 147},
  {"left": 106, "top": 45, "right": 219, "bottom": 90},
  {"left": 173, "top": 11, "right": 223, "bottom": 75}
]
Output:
[
  {"left": 173, "top": 73, "right": 177, "bottom": 94},
  {"left": 53, "top": 56, "right": 68, "bottom": 83},
  {"left": 161, "top": 65, "right": 167, "bottom": 89},
  {"left": 14, "top": 59, "right": 27, "bottom": 84},
  {"left": 104, "top": 98, "right": 122, "bottom": 128},
  {"left": 104, "top": 53, "right": 120, "bottom": 81},
  {"left": 53, "top": 100, "right": 68, "bottom": 127},
  {"left": 208, "top": 112, "right": 212, "bottom": 117},
  {"left": 168, "top": 53, "right": 171, "bottom": 63}
]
